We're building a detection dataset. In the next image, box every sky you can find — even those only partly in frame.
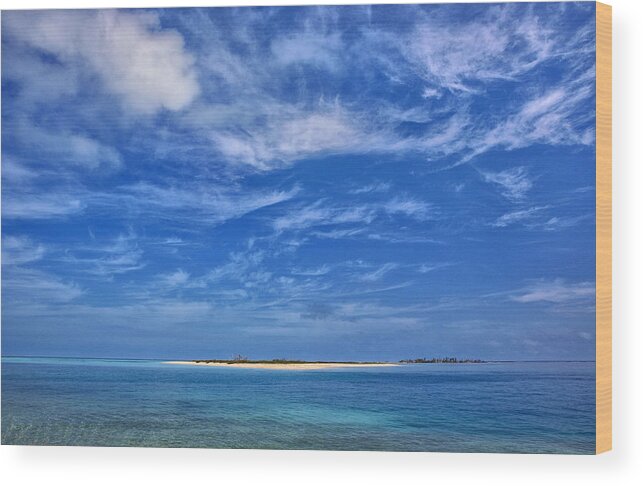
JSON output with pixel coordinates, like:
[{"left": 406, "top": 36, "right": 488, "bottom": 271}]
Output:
[{"left": 1, "top": 3, "right": 597, "bottom": 361}]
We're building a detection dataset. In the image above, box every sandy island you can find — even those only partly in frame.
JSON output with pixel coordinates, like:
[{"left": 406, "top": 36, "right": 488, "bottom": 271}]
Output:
[{"left": 164, "top": 361, "right": 399, "bottom": 370}]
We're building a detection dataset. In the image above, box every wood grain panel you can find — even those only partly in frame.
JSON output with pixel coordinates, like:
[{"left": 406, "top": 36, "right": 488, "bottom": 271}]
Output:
[{"left": 595, "top": 1, "right": 612, "bottom": 455}]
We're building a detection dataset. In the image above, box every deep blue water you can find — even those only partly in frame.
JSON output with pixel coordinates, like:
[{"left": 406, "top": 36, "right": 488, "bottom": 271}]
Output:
[{"left": 1, "top": 358, "right": 595, "bottom": 453}]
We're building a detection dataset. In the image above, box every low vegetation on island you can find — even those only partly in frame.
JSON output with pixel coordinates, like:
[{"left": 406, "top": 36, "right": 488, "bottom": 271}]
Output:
[
  {"left": 193, "top": 355, "right": 391, "bottom": 365},
  {"left": 165, "top": 355, "right": 485, "bottom": 370},
  {"left": 398, "top": 357, "right": 485, "bottom": 364},
  {"left": 186, "top": 355, "right": 485, "bottom": 365}
]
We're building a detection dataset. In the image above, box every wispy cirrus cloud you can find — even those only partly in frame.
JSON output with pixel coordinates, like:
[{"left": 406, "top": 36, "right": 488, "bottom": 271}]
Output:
[
  {"left": 311, "top": 227, "right": 367, "bottom": 240},
  {"left": 356, "top": 263, "right": 399, "bottom": 282},
  {"left": 383, "top": 197, "right": 435, "bottom": 221},
  {"left": 3, "top": 4, "right": 596, "bottom": 180},
  {"left": 492, "top": 206, "right": 549, "bottom": 228},
  {"left": 165, "top": 4, "right": 595, "bottom": 171},
  {"left": 404, "top": 5, "right": 558, "bottom": 93},
  {"left": 464, "top": 85, "right": 595, "bottom": 163},
  {"left": 210, "top": 103, "right": 377, "bottom": 170},
  {"left": 1, "top": 235, "right": 46, "bottom": 265},
  {"left": 492, "top": 205, "right": 591, "bottom": 232},
  {"left": 58, "top": 232, "right": 145, "bottom": 277},
  {"left": 158, "top": 269, "right": 190, "bottom": 288},
  {"left": 291, "top": 265, "right": 332, "bottom": 277},
  {"left": 2, "top": 193, "right": 86, "bottom": 220},
  {"left": 3, "top": 182, "right": 298, "bottom": 226},
  {"left": 8, "top": 119, "right": 122, "bottom": 171},
  {"left": 481, "top": 167, "right": 533, "bottom": 202},
  {"left": 272, "top": 200, "right": 376, "bottom": 232},
  {"left": 539, "top": 214, "right": 594, "bottom": 231},
  {"left": 273, "top": 196, "right": 434, "bottom": 234},
  {"left": 5, "top": 119, "right": 123, "bottom": 174},
  {"left": 1, "top": 158, "right": 40, "bottom": 183},
  {"left": 511, "top": 279, "right": 595, "bottom": 304},
  {"left": 115, "top": 182, "right": 300, "bottom": 225},
  {"left": 271, "top": 31, "right": 344, "bottom": 70},
  {"left": 2, "top": 267, "right": 84, "bottom": 303},
  {"left": 349, "top": 182, "right": 391, "bottom": 195}
]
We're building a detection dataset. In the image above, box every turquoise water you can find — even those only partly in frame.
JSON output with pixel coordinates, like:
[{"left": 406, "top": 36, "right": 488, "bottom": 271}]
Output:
[{"left": 1, "top": 357, "right": 595, "bottom": 453}]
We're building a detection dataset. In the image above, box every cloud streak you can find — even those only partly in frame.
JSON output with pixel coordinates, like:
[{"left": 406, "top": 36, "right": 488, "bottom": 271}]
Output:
[
  {"left": 511, "top": 279, "right": 595, "bottom": 304},
  {"left": 481, "top": 167, "right": 533, "bottom": 202}
]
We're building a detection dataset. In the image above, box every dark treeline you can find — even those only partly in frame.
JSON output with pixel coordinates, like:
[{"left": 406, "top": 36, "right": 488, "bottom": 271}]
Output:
[
  {"left": 399, "top": 357, "right": 485, "bottom": 364},
  {"left": 195, "top": 355, "right": 305, "bottom": 364}
]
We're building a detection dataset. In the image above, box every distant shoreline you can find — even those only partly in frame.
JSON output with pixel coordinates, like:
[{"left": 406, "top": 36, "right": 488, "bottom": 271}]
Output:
[
  {"left": 164, "top": 360, "right": 399, "bottom": 370},
  {"left": 2, "top": 356, "right": 597, "bottom": 365}
]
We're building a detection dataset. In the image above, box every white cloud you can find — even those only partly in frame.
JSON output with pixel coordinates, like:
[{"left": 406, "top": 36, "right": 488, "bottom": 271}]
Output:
[
  {"left": 4, "top": 298, "right": 216, "bottom": 330},
  {"left": 117, "top": 183, "right": 299, "bottom": 225},
  {"left": 421, "top": 87, "right": 441, "bottom": 99},
  {"left": 467, "top": 85, "right": 595, "bottom": 161},
  {"left": 349, "top": 183, "right": 391, "bottom": 194},
  {"left": 271, "top": 32, "right": 343, "bottom": 70},
  {"left": 2, "top": 193, "right": 85, "bottom": 219},
  {"left": 2, "top": 267, "right": 83, "bottom": 303},
  {"left": 2, "top": 236, "right": 46, "bottom": 265},
  {"left": 202, "top": 250, "right": 266, "bottom": 286},
  {"left": 291, "top": 265, "right": 331, "bottom": 276},
  {"left": 366, "top": 233, "right": 441, "bottom": 245},
  {"left": 97, "top": 6, "right": 594, "bottom": 174},
  {"left": 1, "top": 158, "right": 39, "bottom": 183},
  {"left": 418, "top": 263, "right": 450, "bottom": 274},
  {"left": 60, "top": 232, "right": 145, "bottom": 277},
  {"left": 273, "top": 196, "right": 434, "bottom": 235},
  {"left": 159, "top": 269, "right": 190, "bottom": 287},
  {"left": 211, "top": 105, "right": 369, "bottom": 170},
  {"left": 272, "top": 203, "right": 331, "bottom": 232},
  {"left": 453, "top": 183, "right": 465, "bottom": 193},
  {"left": 492, "top": 206, "right": 548, "bottom": 228},
  {"left": 383, "top": 197, "right": 435, "bottom": 221},
  {"left": 357, "top": 263, "right": 398, "bottom": 282},
  {"left": 492, "top": 206, "right": 590, "bottom": 232},
  {"left": 272, "top": 201, "right": 375, "bottom": 232},
  {"left": 481, "top": 167, "right": 533, "bottom": 202},
  {"left": 0, "top": 47, "right": 79, "bottom": 106},
  {"left": 512, "top": 279, "right": 595, "bottom": 303},
  {"left": 3, "top": 5, "right": 596, "bottom": 179},
  {"left": 311, "top": 227, "right": 367, "bottom": 240},
  {"left": 405, "top": 6, "right": 556, "bottom": 93},
  {"left": 539, "top": 214, "right": 593, "bottom": 231},
  {"left": 4, "top": 10, "right": 200, "bottom": 115},
  {"left": 13, "top": 120, "right": 122, "bottom": 170},
  {"left": 5, "top": 181, "right": 297, "bottom": 226}
]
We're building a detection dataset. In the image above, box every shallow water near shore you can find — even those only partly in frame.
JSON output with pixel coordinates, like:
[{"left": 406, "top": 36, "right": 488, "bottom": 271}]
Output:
[{"left": 1, "top": 357, "right": 595, "bottom": 453}]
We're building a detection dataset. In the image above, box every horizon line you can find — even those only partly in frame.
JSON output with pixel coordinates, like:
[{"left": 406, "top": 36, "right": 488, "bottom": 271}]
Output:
[{"left": 1, "top": 354, "right": 597, "bottom": 364}]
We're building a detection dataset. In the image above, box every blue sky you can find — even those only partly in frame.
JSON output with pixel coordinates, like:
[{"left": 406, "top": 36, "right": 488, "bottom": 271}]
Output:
[{"left": 1, "top": 3, "right": 597, "bottom": 360}]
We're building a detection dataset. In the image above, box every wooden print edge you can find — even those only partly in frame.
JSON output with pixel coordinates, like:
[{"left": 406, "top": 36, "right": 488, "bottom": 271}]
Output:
[{"left": 595, "top": 1, "right": 612, "bottom": 455}]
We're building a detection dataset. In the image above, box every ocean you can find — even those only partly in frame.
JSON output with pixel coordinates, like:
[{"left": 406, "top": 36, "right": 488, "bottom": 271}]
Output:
[{"left": 1, "top": 357, "right": 595, "bottom": 453}]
